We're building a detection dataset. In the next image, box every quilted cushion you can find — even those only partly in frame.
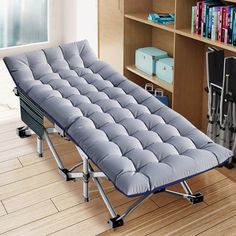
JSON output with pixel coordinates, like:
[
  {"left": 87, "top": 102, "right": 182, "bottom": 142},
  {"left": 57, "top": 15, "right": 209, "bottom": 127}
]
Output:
[{"left": 4, "top": 40, "right": 233, "bottom": 197}]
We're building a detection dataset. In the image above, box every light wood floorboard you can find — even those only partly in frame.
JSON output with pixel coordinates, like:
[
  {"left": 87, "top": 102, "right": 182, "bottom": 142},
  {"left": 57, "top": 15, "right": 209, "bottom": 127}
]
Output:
[
  {"left": 0, "top": 201, "right": 7, "bottom": 217},
  {"left": 0, "top": 200, "right": 57, "bottom": 234},
  {"left": 0, "top": 159, "right": 22, "bottom": 175}
]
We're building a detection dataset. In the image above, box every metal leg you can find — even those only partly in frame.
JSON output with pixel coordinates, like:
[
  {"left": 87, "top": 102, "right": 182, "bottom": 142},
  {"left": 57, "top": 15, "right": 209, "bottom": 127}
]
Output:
[
  {"left": 44, "top": 129, "right": 64, "bottom": 169},
  {"left": 109, "top": 194, "right": 152, "bottom": 228},
  {"left": 117, "top": 194, "right": 152, "bottom": 220},
  {"left": 37, "top": 136, "right": 43, "bottom": 158},
  {"left": 93, "top": 174, "right": 117, "bottom": 218},
  {"left": 165, "top": 181, "right": 204, "bottom": 204},
  {"left": 181, "top": 181, "right": 193, "bottom": 195},
  {"left": 88, "top": 163, "right": 116, "bottom": 218},
  {"left": 82, "top": 156, "right": 89, "bottom": 202},
  {"left": 43, "top": 129, "right": 204, "bottom": 228}
]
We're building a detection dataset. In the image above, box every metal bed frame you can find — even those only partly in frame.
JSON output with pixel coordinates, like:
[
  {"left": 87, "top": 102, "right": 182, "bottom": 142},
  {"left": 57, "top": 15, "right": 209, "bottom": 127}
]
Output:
[{"left": 15, "top": 87, "right": 204, "bottom": 228}]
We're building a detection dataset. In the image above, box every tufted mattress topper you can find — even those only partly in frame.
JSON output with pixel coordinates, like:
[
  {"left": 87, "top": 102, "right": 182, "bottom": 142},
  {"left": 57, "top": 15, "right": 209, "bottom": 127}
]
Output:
[{"left": 4, "top": 40, "right": 233, "bottom": 197}]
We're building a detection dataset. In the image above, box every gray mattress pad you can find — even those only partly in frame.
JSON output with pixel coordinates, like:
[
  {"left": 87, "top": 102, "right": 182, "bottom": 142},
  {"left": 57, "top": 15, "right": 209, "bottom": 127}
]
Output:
[{"left": 4, "top": 40, "right": 233, "bottom": 197}]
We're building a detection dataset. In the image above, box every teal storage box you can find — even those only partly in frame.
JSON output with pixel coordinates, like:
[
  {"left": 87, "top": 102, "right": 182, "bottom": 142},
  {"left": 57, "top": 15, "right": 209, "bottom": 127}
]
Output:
[
  {"left": 135, "top": 47, "right": 168, "bottom": 75},
  {"left": 156, "top": 57, "right": 174, "bottom": 84}
]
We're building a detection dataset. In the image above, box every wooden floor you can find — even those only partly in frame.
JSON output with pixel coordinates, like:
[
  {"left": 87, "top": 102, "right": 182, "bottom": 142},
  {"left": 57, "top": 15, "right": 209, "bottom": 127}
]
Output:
[
  {"left": 0, "top": 108, "right": 235, "bottom": 235},
  {"left": 1, "top": 65, "right": 236, "bottom": 235}
]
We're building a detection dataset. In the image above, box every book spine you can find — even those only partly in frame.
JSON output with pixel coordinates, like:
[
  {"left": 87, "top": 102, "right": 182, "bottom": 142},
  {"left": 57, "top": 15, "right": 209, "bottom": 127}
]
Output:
[
  {"left": 225, "top": 7, "right": 231, "bottom": 44},
  {"left": 208, "top": 7, "right": 213, "bottom": 38},
  {"left": 191, "top": 6, "right": 196, "bottom": 33},
  {"left": 229, "top": 7, "right": 234, "bottom": 44},
  {"left": 196, "top": 3, "right": 199, "bottom": 34},
  {"left": 221, "top": 7, "right": 228, "bottom": 43},
  {"left": 197, "top": 1, "right": 203, "bottom": 35},
  {"left": 217, "top": 8, "right": 222, "bottom": 41},
  {"left": 212, "top": 10, "right": 218, "bottom": 40},
  {"left": 203, "top": 4, "right": 207, "bottom": 37},
  {"left": 201, "top": 2, "right": 205, "bottom": 36},
  {"left": 195, "top": 6, "right": 198, "bottom": 33},
  {"left": 233, "top": 10, "right": 236, "bottom": 46},
  {"left": 211, "top": 9, "right": 215, "bottom": 40}
]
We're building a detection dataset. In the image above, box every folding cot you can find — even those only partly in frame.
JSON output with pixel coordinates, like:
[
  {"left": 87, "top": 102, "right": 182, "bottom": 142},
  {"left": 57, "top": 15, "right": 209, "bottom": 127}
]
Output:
[{"left": 4, "top": 40, "right": 233, "bottom": 228}]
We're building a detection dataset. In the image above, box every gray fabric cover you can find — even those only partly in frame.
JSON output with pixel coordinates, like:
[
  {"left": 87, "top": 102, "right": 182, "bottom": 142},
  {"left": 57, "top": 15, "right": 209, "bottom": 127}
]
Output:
[{"left": 4, "top": 40, "right": 233, "bottom": 197}]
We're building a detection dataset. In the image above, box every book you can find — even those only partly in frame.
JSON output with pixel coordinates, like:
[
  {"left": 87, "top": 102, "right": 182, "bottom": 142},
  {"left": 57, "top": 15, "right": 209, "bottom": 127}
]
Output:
[
  {"left": 217, "top": 7, "right": 223, "bottom": 41},
  {"left": 191, "top": 6, "right": 196, "bottom": 33},
  {"left": 202, "top": 2, "right": 206, "bottom": 36},
  {"left": 221, "top": 6, "right": 234, "bottom": 43},
  {"left": 208, "top": 6, "right": 213, "bottom": 38},
  {"left": 201, "top": 1, "right": 206, "bottom": 36},
  {"left": 211, "top": 7, "right": 220, "bottom": 40},
  {"left": 226, "top": 6, "right": 234, "bottom": 43},
  {"left": 233, "top": 9, "right": 236, "bottom": 45},
  {"left": 228, "top": 6, "right": 236, "bottom": 44},
  {"left": 221, "top": 6, "right": 228, "bottom": 43},
  {"left": 197, "top": 1, "right": 204, "bottom": 35}
]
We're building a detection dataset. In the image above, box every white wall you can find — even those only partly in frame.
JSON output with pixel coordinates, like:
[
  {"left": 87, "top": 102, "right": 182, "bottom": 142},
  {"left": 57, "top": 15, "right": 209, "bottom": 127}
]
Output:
[
  {"left": 63, "top": 0, "right": 78, "bottom": 43},
  {"left": 0, "top": 0, "right": 65, "bottom": 109},
  {"left": 0, "top": 0, "right": 99, "bottom": 57},
  {"left": 64, "top": 0, "right": 98, "bottom": 55},
  {"left": 0, "top": 0, "right": 64, "bottom": 59},
  {"left": 0, "top": 0, "right": 99, "bottom": 109}
]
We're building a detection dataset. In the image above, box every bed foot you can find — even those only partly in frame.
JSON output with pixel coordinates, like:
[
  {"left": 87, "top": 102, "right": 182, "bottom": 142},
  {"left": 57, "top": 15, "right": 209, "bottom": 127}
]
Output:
[
  {"left": 225, "top": 162, "right": 235, "bottom": 169},
  {"left": 224, "top": 156, "right": 235, "bottom": 169},
  {"left": 187, "top": 192, "right": 204, "bottom": 204},
  {"left": 233, "top": 157, "right": 236, "bottom": 164},
  {"left": 83, "top": 197, "right": 89, "bottom": 202},
  {"left": 58, "top": 168, "right": 76, "bottom": 181},
  {"left": 37, "top": 136, "right": 43, "bottom": 158},
  {"left": 165, "top": 181, "right": 204, "bottom": 205},
  {"left": 16, "top": 126, "right": 32, "bottom": 138},
  {"left": 108, "top": 215, "right": 124, "bottom": 228}
]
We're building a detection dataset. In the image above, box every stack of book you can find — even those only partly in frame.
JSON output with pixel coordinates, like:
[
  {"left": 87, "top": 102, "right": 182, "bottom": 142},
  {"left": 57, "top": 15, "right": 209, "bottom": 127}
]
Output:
[{"left": 191, "top": 1, "right": 236, "bottom": 45}]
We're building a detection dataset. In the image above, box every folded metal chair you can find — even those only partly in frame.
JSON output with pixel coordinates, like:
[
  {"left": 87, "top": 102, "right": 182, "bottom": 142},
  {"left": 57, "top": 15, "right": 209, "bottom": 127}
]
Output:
[
  {"left": 206, "top": 48, "right": 236, "bottom": 167},
  {"left": 206, "top": 48, "right": 224, "bottom": 143},
  {"left": 4, "top": 41, "right": 233, "bottom": 228},
  {"left": 222, "top": 57, "right": 236, "bottom": 159}
]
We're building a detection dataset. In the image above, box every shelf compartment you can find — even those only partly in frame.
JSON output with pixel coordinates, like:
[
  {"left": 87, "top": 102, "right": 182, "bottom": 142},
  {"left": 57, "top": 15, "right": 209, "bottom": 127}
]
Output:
[
  {"left": 125, "top": 13, "right": 175, "bottom": 33},
  {"left": 126, "top": 65, "right": 174, "bottom": 93},
  {"left": 176, "top": 28, "right": 236, "bottom": 53}
]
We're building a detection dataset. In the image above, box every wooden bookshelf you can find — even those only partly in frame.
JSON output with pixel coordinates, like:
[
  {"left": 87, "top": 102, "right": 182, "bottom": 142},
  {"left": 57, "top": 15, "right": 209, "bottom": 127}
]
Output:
[{"left": 98, "top": 0, "right": 236, "bottom": 131}]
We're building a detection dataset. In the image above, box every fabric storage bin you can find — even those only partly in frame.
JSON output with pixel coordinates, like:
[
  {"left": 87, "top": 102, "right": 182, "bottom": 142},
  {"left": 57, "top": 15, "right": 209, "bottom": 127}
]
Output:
[
  {"left": 145, "top": 83, "right": 169, "bottom": 107},
  {"left": 156, "top": 57, "right": 174, "bottom": 84},
  {"left": 135, "top": 47, "right": 168, "bottom": 75}
]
